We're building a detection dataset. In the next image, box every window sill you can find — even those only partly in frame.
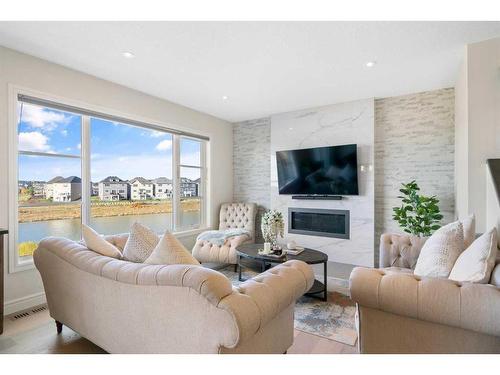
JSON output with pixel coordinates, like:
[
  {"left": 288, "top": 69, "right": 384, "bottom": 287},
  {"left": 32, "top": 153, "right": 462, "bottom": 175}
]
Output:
[{"left": 174, "top": 227, "right": 210, "bottom": 238}]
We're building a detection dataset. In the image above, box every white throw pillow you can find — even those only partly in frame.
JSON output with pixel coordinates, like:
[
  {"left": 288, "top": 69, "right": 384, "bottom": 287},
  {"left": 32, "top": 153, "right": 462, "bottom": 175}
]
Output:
[
  {"left": 414, "top": 221, "right": 464, "bottom": 278},
  {"left": 82, "top": 224, "right": 122, "bottom": 259},
  {"left": 461, "top": 214, "right": 476, "bottom": 249},
  {"left": 122, "top": 222, "right": 160, "bottom": 262},
  {"left": 144, "top": 230, "right": 200, "bottom": 266},
  {"left": 449, "top": 228, "right": 498, "bottom": 283}
]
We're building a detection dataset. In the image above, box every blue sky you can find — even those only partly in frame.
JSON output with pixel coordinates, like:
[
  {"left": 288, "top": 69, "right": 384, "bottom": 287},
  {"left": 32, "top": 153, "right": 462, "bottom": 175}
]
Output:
[{"left": 18, "top": 103, "right": 201, "bottom": 182}]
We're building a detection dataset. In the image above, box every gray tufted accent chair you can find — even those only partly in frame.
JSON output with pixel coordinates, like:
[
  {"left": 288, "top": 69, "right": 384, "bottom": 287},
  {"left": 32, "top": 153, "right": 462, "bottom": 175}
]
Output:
[
  {"left": 192, "top": 203, "right": 257, "bottom": 265},
  {"left": 218, "top": 203, "right": 257, "bottom": 242}
]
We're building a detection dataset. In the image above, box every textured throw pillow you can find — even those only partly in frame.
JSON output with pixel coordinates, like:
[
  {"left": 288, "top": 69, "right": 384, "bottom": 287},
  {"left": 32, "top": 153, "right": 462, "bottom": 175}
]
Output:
[
  {"left": 122, "top": 222, "right": 160, "bottom": 262},
  {"left": 462, "top": 214, "right": 476, "bottom": 249},
  {"left": 144, "top": 230, "right": 200, "bottom": 266},
  {"left": 82, "top": 224, "right": 122, "bottom": 259},
  {"left": 414, "top": 221, "right": 464, "bottom": 278},
  {"left": 449, "top": 228, "right": 498, "bottom": 283}
]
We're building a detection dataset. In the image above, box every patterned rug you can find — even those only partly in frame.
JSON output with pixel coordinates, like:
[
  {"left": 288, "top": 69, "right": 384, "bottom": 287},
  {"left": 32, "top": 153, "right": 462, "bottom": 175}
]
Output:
[{"left": 219, "top": 266, "right": 358, "bottom": 346}]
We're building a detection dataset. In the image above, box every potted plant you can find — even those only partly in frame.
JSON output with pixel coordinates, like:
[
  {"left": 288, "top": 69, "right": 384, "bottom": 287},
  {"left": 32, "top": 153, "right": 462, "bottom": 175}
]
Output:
[
  {"left": 261, "top": 210, "right": 284, "bottom": 249},
  {"left": 392, "top": 180, "right": 443, "bottom": 237}
]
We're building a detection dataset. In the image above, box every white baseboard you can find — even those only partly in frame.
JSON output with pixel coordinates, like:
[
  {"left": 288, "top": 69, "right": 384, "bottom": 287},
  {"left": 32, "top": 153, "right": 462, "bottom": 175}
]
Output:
[{"left": 4, "top": 292, "right": 47, "bottom": 315}]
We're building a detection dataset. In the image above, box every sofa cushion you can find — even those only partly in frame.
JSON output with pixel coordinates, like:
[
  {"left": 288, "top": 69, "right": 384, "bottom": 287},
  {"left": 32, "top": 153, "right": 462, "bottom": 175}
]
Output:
[
  {"left": 82, "top": 224, "right": 122, "bottom": 259},
  {"left": 462, "top": 214, "right": 476, "bottom": 249},
  {"left": 122, "top": 222, "right": 160, "bottom": 262},
  {"left": 414, "top": 221, "right": 464, "bottom": 278},
  {"left": 449, "top": 228, "right": 498, "bottom": 283},
  {"left": 145, "top": 230, "right": 200, "bottom": 266}
]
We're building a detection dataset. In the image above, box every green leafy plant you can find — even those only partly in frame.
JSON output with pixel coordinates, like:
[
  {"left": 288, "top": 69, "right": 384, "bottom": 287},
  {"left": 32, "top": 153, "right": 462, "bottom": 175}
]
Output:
[{"left": 392, "top": 180, "right": 443, "bottom": 237}]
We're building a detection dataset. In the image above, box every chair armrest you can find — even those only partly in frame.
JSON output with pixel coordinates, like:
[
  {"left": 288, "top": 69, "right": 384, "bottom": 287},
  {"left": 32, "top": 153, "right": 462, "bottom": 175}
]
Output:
[
  {"left": 350, "top": 267, "right": 500, "bottom": 337},
  {"left": 379, "top": 233, "right": 427, "bottom": 269},
  {"left": 218, "top": 260, "right": 314, "bottom": 346}
]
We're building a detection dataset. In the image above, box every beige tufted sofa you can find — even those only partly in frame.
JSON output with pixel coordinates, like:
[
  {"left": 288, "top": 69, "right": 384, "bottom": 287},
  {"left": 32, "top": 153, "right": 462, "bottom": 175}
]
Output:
[
  {"left": 349, "top": 233, "right": 500, "bottom": 353},
  {"left": 34, "top": 234, "right": 314, "bottom": 354},
  {"left": 192, "top": 203, "right": 257, "bottom": 265}
]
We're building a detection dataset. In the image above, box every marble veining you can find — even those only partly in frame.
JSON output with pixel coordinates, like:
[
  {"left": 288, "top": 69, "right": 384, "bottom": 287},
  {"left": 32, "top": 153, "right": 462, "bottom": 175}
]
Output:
[{"left": 270, "top": 99, "right": 375, "bottom": 267}]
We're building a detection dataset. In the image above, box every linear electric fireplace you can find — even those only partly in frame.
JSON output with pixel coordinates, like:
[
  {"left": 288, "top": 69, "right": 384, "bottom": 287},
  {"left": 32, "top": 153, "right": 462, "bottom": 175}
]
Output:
[{"left": 288, "top": 208, "right": 350, "bottom": 239}]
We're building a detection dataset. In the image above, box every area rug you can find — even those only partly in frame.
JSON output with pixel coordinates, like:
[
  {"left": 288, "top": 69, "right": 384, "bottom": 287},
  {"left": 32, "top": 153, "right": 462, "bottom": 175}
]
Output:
[{"left": 219, "top": 266, "right": 358, "bottom": 346}]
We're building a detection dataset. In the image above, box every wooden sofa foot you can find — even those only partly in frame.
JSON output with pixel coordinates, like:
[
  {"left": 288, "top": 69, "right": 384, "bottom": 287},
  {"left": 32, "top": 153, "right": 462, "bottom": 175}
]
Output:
[{"left": 56, "top": 320, "right": 63, "bottom": 334}]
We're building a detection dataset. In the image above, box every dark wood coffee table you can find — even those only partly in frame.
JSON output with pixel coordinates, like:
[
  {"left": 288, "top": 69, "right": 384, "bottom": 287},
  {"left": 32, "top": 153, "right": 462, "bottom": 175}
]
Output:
[{"left": 236, "top": 243, "right": 328, "bottom": 301}]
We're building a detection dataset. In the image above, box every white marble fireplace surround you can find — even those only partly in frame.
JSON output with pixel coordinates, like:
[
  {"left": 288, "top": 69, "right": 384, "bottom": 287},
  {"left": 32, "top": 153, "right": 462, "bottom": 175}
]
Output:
[{"left": 270, "top": 99, "right": 375, "bottom": 267}]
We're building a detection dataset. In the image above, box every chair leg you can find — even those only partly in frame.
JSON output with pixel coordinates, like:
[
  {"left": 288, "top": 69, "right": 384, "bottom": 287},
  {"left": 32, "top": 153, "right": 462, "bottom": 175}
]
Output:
[
  {"left": 55, "top": 320, "right": 63, "bottom": 334},
  {"left": 234, "top": 263, "right": 238, "bottom": 273}
]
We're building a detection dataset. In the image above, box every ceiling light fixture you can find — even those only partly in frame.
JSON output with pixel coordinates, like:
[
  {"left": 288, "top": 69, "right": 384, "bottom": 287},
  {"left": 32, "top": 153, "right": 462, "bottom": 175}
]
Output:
[
  {"left": 365, "top": 61, "right": 376, "bottom": 68},
  {"left": 222, "top": 95, "right": 229, "bottom": 101},
  {"left": 122, "top": 51, "right": 135, "bottom": 59}
]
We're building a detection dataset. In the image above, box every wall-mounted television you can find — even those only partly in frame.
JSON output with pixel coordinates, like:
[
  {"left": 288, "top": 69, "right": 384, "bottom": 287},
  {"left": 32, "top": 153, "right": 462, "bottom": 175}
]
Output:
[{"left": 276, "top": 144, "right": 359, "bottom": 196}]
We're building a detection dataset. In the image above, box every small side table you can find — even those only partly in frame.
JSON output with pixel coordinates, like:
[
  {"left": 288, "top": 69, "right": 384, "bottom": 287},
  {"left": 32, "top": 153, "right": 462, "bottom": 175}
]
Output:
[{"left": 0, "top": 228, "right": 8, "bottom": 335}]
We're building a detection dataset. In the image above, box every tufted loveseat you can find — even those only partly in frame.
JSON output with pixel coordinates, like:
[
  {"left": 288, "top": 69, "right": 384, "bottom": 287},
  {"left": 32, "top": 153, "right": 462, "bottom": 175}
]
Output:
[
  {"left": 349, "top": 233, "right": 500, "bottom": 353},
  {"left": 192, "top": 202, "right": 257, "bottom": 265},
  {"left": 34, "top": 234, "right": 314, "bottom": 353}
]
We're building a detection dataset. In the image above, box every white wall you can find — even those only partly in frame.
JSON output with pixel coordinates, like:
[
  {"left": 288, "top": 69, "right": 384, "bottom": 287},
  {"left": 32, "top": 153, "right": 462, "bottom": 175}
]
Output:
[
  {"left": 270, "top": 99, "right": 375, "bottom": 267},
  {"left": 0, "top": 46, "right": 233, "bottom": 313},
  {"left": 455, "top": 37, "right": 500, "bottom": 231}
]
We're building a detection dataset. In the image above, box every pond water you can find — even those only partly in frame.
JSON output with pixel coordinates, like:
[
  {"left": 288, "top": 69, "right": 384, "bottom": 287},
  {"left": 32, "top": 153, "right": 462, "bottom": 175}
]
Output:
[{"left": 18, "top": 211, "right": 200, "bottom": 244}]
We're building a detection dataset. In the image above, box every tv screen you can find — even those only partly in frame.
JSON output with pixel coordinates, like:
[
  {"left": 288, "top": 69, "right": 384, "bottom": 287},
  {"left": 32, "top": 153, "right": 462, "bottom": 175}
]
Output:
[{"left": 276, "top": 144, "right": 359, "bottom": 195}]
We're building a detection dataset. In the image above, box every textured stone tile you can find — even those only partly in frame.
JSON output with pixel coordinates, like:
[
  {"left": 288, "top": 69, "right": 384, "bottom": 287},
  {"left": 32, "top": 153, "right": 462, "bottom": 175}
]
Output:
[
  {"left": 233, "top": 118, "right": 271, "bottom": 242},
  {"left": 374, "top": 88, "right": 455, "bottom": 265}
]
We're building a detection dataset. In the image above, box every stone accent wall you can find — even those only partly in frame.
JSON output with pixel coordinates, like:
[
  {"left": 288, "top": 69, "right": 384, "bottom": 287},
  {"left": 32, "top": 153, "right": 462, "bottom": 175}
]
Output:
[
  {"left": 374, "top": 88, "right": 455, "bottom": 264},
  {"left": 232, "top": 88, "right": 455, "bottom": 265},
  {"left": 233, "top": 118, "right": 271, "bottom": 242}
]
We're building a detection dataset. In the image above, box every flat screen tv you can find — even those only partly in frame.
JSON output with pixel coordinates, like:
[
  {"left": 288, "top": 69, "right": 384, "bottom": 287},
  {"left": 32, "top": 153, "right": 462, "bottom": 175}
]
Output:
[{"left": 276, "top": 144, "right": 359, "bottom": 195}]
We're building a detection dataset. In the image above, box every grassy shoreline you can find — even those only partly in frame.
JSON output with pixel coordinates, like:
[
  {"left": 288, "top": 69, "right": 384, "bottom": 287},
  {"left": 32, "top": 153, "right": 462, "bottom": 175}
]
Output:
[{"left": 18, "top": 199, "right": 200, "bottom": 223}]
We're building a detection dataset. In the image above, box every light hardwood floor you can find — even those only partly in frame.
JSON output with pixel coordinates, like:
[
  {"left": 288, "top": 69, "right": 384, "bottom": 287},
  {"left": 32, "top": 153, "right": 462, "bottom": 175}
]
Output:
[{"left": 0, "top": 306, "right": 357, "bottom": 354}]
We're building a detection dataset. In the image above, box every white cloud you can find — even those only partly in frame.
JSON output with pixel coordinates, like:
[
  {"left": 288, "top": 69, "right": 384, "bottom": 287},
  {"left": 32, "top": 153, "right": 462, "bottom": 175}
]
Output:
[
  {"left": 156, "top": 139, "right": 172, "bottom": 151},
  {"left": 77, "top": 143, "right": 81, "bottom": 150},
  {"left": 20, "top": 104, "right": 72, "bottom": 131},
  {"left": 61, "top": 129, "right": 68, "bottom": 137},
  {"left": 18, "top": 132, "right": 52, "bottom": 152},
  {"left": 150, "top": 130, "right": 166, "bottom": 138}
]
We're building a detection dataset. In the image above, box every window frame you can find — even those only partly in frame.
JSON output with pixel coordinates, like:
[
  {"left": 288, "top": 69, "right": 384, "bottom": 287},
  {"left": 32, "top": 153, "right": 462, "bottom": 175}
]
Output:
[{"left": 8, "top": 85, "right": 210, "bottom": 273}]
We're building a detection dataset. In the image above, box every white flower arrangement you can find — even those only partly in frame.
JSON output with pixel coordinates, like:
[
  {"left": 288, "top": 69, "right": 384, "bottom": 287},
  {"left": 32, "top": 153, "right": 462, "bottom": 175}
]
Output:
[{"left": 261, "top": 210, "right": 284, "bottom": 246}]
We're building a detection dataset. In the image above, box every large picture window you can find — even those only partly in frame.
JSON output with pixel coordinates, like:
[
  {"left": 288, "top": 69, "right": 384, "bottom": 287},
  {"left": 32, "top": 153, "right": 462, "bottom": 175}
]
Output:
[{"left": 11, "top": 94, "right": 208, "bottom": 271}]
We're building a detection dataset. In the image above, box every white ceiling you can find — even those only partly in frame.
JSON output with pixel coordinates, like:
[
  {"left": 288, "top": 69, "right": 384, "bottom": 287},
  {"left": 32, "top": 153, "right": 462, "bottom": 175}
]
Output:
[{"left": 1, "top": 22, "right": 500, "bottom": 122}]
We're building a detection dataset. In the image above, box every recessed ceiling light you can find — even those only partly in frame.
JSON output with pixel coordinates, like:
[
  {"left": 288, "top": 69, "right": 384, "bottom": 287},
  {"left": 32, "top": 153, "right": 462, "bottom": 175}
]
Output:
[
  {"left": 222, "top": 95, "right": 229, "bottom": 101},
  {"left": 289, "top": 127, "right": 293, "bottom": 130},
  {"left": 122, "top": 51, "right": 135, "bottom": 59},
  {"left": 365, "top": 61, "right": 376, "bottom": 68}
]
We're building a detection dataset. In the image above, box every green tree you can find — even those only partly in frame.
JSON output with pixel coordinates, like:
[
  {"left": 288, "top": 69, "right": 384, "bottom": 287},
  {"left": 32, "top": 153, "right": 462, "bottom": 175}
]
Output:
[{"left": 392, "top": 180, "right": 443, "bottom": 237}]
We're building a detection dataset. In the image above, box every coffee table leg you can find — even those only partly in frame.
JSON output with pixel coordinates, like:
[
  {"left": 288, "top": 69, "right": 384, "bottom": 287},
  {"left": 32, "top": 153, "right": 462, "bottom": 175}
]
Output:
[
  {"left": 238, "top": 255, "right": 242, "bottom": 281},
  {"left": 323, "top": 261, "right": 328, "bottom": 301},
  {"left": 261, "top": 260, "right": 266, "bottom": 273}
]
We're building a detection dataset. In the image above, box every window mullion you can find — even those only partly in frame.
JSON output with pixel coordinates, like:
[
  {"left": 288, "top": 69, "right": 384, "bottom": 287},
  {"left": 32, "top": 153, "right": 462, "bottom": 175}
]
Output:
[
  {"left": 172, "top": 134, "right": 180, "bottom": 231},
  {"left": 200, "top": 141, "right": 207, "bottom": 228},
  {"left": 81, "top": 115, "right": 91, "bottom": 229}
]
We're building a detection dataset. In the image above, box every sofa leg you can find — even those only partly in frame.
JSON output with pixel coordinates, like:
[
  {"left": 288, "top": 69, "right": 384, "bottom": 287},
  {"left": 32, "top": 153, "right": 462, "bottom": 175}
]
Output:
[
  {"left": 55, "top": 320, "right": 63, "bottom": 334},
  {"left": 234, "top": 264, "right": 238, "bottom": 273},
  {"left": 283, "top": 351, "right": 287, "bottom": 354}
]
